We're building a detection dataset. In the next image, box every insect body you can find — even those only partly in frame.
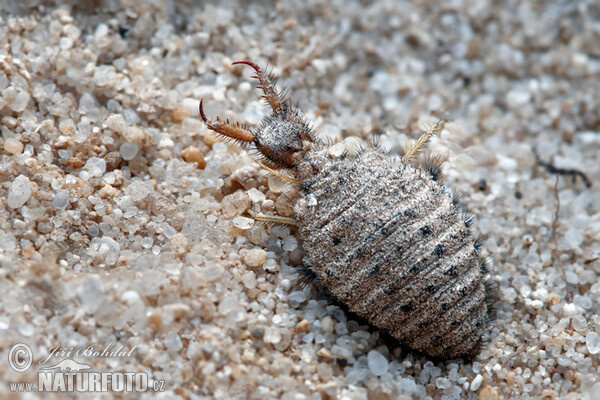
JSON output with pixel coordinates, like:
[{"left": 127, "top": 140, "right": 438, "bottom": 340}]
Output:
[{"left": 200, "top": 61, "right": 495, "bottom": 359}]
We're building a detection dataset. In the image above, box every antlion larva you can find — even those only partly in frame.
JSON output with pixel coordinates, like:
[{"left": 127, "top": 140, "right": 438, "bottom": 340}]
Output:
[{"left": 199, "top": 61, "right": 496, "bottom": 359}]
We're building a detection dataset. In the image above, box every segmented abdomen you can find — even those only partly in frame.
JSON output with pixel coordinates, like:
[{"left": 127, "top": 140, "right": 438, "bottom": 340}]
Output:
[{"left": 295, "top": 149, "right": 492, "bottom": 359}]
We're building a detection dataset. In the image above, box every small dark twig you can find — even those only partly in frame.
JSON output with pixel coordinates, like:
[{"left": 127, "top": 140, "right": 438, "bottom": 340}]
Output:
[{"left": 532, "top": 147, "right": 591, "bottom": 188}]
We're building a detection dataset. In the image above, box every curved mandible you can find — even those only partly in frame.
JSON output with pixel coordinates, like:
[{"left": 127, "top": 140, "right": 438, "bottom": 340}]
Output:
[
  {"left": 233, "top": 61, "right": 283, "bottom": 111},
  {"left": 199, "top": 99, "right": 256, "bottom": 143}
]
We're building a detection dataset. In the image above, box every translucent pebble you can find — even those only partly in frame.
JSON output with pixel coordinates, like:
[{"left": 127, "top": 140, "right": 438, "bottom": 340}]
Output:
[
  {"left": 84, "top": 157, "right": 106, "bottom": 177},
  {"left": 0, "top": 72, "right": 7, "bottom": 90},
  {"left": 233, "top": 216, "right": 254, "bottom": 230},
  {"left": 102, "top": 172, "right": 115, "bottom": 185},
  {"left": 19, "top": 324, "right": 34, "bottom": 337},
  {"left": 532, "top": 288, "right": 548, "bottom": 302},
  {"left": 7, "top": 175, "right": 32, "bottom": 208},
  {"left": 100, "top": 237, "right": 120, "bottom": 265},
  {"left": 4, "top": 137, "right": 23, "bottom": 154},
  {"left": 164, "top": 330, "right": 183, "bottom": 351},
  {"left": 529, "top": 300, "right": 543, "bottom": 309},
  {"left": 563, "top": 303, "right": 579, "bottom": 318},
  {"left": 218, "top": 296, "right": 239, "bottom": 315},
  {"left": 436, "top": 377, "right": 452, "bottom": 389},
  {"left": 77, "top": 118, "right": 91, "bottom": 138},
  {"left": 428, "top": 93, "right": 444, "bottom": 110},
  {"left": 79, "top": 279, "right": 104, "bottom": 313},
  {"left": 122, "top": 108, "right": 140, "bottom": 125},
  {"left": 506, "top": 89, "right": 531, "bottom": 109},
  {"left": 332, "top": 345, "right": 352, "bottom": 359},
  {"left": 121, "top": 290, "right": 141, "bottom": 304},
  {"left": 247, "top": 188, "right": 265, "bottom": 202},
  {"left": 573, "top": 294, "right": 592, "bottom": 310},
  {"left": 58, "top": 149, "right": 73, "bottom": 160},
  {"left": 572, "top": 316, "right": 587, "bottom": 331},
  {"left": 519, "top": 285, "right": 532, "bottom": 297},
  {"left": 182, "top": 98, "right": 200, "bottom": 117},
  {"left": 580, "top": 270, "right": 597, "bottom": 285},
  {"left": 344, "top": 370, "right": 359, "bottom": 385},
  {"left": 94, "top": 65, "right": 116, "bottom": 87},
  {"left": 565, "top": 271, "right": 579, "bottom": 284},
  {"left": 107, "top": 99, "right": 121, "bottom": 111},
  {"left": 367, "top": 350, "right": 389, "bottom": 376},
  {"left": 523, "top": 252, "right": 540, "bottom": 266},
  {"left": 470, "top": 374, "right": 483, "bottom": 391},
  {"left": 126, "top": 180, "right": 154, "bottom": 202},
  {"left": 282, "top": 236, "right": 298, "bottom": 252},
  {"left": 170, "top": 233, "right": 188, "bottom": 256},
  {"left": 586, "top": 332, "right": 600, "bottom": 354},
  {"left": 448, "top": 367, "right": 460, "bottom": 381},
  {"left": 242, "top": 249, "right": 267, "bottom": 267},
  {"left": 352, "top": 330, "right": 370, "bottom": 340},
  {"left": 563, "top": 228, "right": 583, "bottom": 249},
  {"left": 302, "top": 332, "right": 314, "bottom": 343},
  {"left": 67, "top": 67, "right": 84, "bottom": 82},
  {"left": 57, "top": 119, "right": 75, "bottom": 136},
  {"left": 95, "top": 23, "right": 108, "bottom": 38},
  {"left": 288, "top": 291, "right": 306, "bottom": 303},
  {"left": 106, "top": 114, "right": 127, "bottom": 134},
  {"left": 241, "top": 271, "right": 257, "bottom": 289},
  {"left": 321, "top": 316, "right": 334, "bottom": 332},
  {"left": 163, "top": 225, "right": 177, "bottom": 239},
  {"left": 264, "top": 327, "right": 282, "bottom": 344},
  {"left": 141, "top": 237, "right": 153, "bottom": 249},
  {"left": 335, "top": 322, "right": 348, "bottom": 335},
  {"left": 59, "top": 37, "right": 73, "bottom": 49},
  {"left": 119, "top": 142, "right": 139, "bottom": 160},
  {"left": 497, "top": 156, "right": 518, "bottom": 171},
  {"left": 11, "top": 91, "right": 30, "bottom": 112},
  {"left": 400, "top": 377, "right": 417, "bottom": 394},
  {"left": 441, "top": 394, "right": 460, "bottom": 400},
  {"left": 79, "top": 92, "right": 96, "bottom": 109},
  {"left": 200, "top": 264, "right": 224, "bottom": 282},
  {"left": 158, "top": 137, "right": 174, "bottom": 149},
  {"left": 22, "top": 206, "right": 45, "bottom": 220},
  {"left": 0, "top": 233, "right": 17, "bottom": 251}
]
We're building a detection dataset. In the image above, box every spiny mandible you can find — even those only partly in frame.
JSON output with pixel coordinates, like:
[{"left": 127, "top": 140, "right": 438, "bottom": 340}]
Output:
[{"left": 199, "top": 61, "right": 496, "bottom": 360}]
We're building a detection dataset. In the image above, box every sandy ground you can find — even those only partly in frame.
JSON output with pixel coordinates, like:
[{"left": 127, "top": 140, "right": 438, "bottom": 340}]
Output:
[{"left": 1, "top": 0, "right": 599, "bottom": 399}]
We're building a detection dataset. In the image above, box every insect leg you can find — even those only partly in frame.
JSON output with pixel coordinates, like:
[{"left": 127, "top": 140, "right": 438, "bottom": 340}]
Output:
[
  {"left": 247, "top": 210, "right": 298, "bottom": 226},
  {"left": 254, "top": 159, "right": 300, "bottom": 186},
  {"left": 402, "top": 120, "right": 447, "bottom": 163},
  {"left": 232, "top": 61, "right": 283, "bottom": 111},
  {"left": 199, "top": 99, "right": 256, "bottom": 144}
]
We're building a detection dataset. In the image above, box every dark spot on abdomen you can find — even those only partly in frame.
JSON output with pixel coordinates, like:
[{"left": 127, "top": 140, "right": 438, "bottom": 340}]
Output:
[
  {"left": 433, "top": 244, "right": 445, "bottom": 257},
  {"left": 368, "top": 264, "right": 380, "bottom": 276},
  {"left": 443, "top": 265, "right": 457, "bottom": 277}
]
